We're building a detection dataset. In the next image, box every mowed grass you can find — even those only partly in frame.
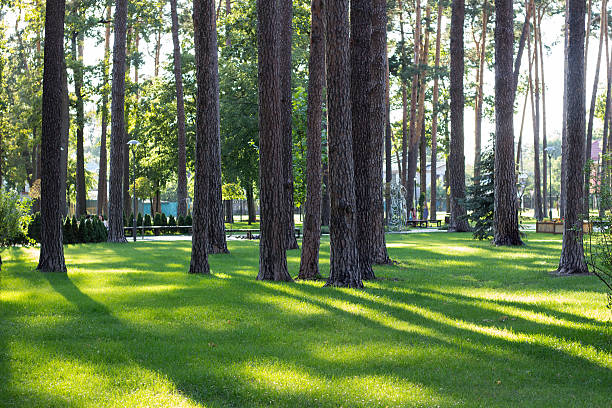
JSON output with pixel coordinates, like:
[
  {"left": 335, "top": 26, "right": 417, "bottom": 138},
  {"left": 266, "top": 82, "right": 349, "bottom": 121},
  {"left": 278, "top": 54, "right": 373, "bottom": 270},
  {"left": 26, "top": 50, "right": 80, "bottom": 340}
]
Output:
[{"left": 1, "top": 233, "right": 610, "bottom": 408}]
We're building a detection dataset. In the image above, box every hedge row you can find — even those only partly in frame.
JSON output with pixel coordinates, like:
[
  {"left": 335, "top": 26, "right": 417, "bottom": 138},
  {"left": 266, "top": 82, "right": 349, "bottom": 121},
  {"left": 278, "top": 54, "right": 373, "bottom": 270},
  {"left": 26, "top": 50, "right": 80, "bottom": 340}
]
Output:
[
  {"left": 27, "top": 213, "right": 108, "bottom": 245},
  {"left": 124, "top": 212, "right": 192, "bottom": 234}
]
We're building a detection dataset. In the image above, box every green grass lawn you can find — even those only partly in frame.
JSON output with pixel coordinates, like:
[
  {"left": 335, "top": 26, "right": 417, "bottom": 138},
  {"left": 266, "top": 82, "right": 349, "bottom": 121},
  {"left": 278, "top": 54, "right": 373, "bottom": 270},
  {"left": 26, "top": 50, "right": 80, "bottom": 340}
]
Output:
[{"left": 1, "top": 233, "right": 610, "bottom": 407}]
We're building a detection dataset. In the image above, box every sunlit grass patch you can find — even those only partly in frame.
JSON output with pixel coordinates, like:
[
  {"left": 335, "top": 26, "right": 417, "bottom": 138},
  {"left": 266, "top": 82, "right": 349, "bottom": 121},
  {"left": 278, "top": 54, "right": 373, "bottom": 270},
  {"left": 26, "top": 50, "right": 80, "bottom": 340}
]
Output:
[{"left": 1, "top": 232, "right": 610, "bottom": 407}]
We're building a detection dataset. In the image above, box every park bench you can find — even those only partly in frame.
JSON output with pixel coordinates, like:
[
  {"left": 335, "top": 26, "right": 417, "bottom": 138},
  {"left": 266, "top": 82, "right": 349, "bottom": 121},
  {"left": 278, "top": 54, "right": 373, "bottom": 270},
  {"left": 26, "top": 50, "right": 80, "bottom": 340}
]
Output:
[{"left": 406, "top": 219, "right": 443, "bottom": 228}]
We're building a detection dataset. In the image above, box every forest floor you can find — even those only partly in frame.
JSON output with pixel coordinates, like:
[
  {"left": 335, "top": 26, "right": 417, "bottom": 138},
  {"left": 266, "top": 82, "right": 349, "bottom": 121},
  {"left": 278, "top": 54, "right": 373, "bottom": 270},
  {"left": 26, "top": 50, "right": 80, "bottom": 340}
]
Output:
[{"left": 1, "top": 233, "right": 610, "bottom": 407}]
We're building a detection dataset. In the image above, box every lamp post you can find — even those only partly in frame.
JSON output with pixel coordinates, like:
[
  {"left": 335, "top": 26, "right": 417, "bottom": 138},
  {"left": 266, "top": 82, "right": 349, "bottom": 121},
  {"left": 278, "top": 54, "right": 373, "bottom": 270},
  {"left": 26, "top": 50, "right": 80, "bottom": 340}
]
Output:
[
  {"left": 544, "top": 146, "right": 556, "bottom": 220},
  {"left": 127, "top": 140, "right": 140, "bottom": 242}
]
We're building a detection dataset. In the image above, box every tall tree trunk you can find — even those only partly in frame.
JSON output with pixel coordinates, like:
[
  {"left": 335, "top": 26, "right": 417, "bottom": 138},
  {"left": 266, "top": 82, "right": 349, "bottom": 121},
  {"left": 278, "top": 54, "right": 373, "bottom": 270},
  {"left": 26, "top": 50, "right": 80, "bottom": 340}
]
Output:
[
  {"left": 530, "top": 2, "right": 543, "bottom": 221},
  {"left": 560, "top": 0, "right": 569, "bottom": 218},
  {"left": 538, "top": 8, "right": 548, "bottom": 219},
  {"left": 398, "top": 0, "right": 409, "bottom": 211},
  {"left": 59, "top": 60, "right": 69, "bottom": 217},
  {"left": 584, "top": 0, "right": 606, "bottom": 215},
  {"left": 74, "top": 32, "right": 86, "bottom": 216},
  {"left": 516, "top": 56, "right": 532, "bottom": 170},
  {"left": 584, "top": 0, "right": 592, "bottom": 77},
  {"left": 256, "top": 0, "right": 291, "bottom": 281},
  {"left": 154, "top": 28, "right": 162, "bottom": 77},
  {"left": 557, "top": 0, "right": 588, "bottom": 275},
  {"left": 280, "top": 0, "right": 298, "bottom": 250},
  {"left": 430, "top": 3, "right": 443, "bottom": 222},
  {"left": 225, "top": 0, "right": 232, "bottom": 45},
  {"left": 474, "top": 0, "right": 488, "bottom": 182},
  {"left": 224, "top": 199, "right": 234, "bottom": 223},
  {"left": 38, "top": 0, "right": 67, "bottom": 273},
  {"left": 245, "top": 181, "right": 256, "bottom": 223},
  {"left": 351, "top": 0, "right": 375, "bottom": 279},
  {"left": 189, "top": 0, "right": 217, "bottom": 275},
  {"left": 97, "top": 5, "right": 111, "bottom": 217},
  {"left": 108, "top": 0, "right": 128, "bottom": 243},
  {"left": 385, "top": 42, "right": 392, "bottom": 224},
  {"left": 493, "top": 0, "right": 522, "bottom": 246},
  {"left": 448, "top": 0, "right": 469, "bottom": 232},
  {"left": 512, "top": 1, "right": 532, "bottom": 101},
  {"left": 417, "top": 5, "right": 431, "bottom": 207},
  {"left": 122, "top": 29, "right": 132, "bottom": 218},
  {"left": 370, "top": 0, "right": 391, "bottom": 264},
  {"left": 599, "top": 24, "right": 611, "bottom": 217},
  {"left": 325, "top": 0, "right": 362, "bottom": 288},
  {"left": 171, "top": 0, "right": 189, "bottom": 218},
  {"left": 298, "top": 0, "right": 325, "bottom": 280},
  {"left": 406, "top": 0, "right": 421, "bottom": 212}
]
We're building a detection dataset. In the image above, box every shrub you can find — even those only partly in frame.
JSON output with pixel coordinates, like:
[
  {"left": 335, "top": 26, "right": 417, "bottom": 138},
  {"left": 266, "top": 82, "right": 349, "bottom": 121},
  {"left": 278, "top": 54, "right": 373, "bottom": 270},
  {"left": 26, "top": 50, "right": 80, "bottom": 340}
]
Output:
[
  {"left": 85, "top": 219, "right": 95, "bottom": 243},
  {"left": 168, "top": 215, "right": 176, "bottom": 234},
  {"left": 161, "top": 213, "right": 168, "bottom": 234},
  {"left": 0, "top": 191, "right": 32, "bottom": 270},
  {"left": 27, "top": 212, "right": 42, "bottom": 243},
  {"left": 137, "top": 213, "right": 143, "bottom": 227},
  {"left": 78, "top": 218, "right": 88, "bottom": 243},
  {"left": 185, "top": 214, "right": 192, "bottom": 226},
  {"left": 63, "top": 217, "right": 73, "bottom": 245},
  {"left": 72, "top": 216, "right": 79, "bottom": 243},
  {"left": 144, "top": 214, "right": 152, "bottom": 227},
  {"left": 178, "top": 215, "right": 186, "bottom": 233},
  {"left": 154, "top": 213, "right": 162, "bottom": 226},
  {"left": 461, "top": 148, "right": 494, "bottom": 240}
]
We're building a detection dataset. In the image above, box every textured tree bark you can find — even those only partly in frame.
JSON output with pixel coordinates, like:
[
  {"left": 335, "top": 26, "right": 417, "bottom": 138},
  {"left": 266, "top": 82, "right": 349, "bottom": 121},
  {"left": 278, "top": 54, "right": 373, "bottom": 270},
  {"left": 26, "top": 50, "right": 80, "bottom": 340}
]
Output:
[
  {"left": 190, "top": 0, "right": 220, "bottom": 275},
  {"left": 530, "top": 3, "right": 543, "bottom": 221},
  {"left": 298, "top": 0, "right": 325, "bottom": 280},
  {"left": 473, "top": 1, "right": 488, "bottom": 183},
  {"left": 280, "top": 0, "right": 299, "bottom": 251},
  {"left": 206, "top": 123, "right": 229, "bottom": 254},
  {"left": 74, "top": 32, "right": 87, "bottom": 217},
  {"left": 108, "top": 0, "right": 128, "bottom": 243},
  {"left": 350, "top": 0, "right": 375, "bottom": 280},
  {"left": 493, "top": 0, "right": 522, "bottom": 246},
  {"left": 370, "top": 0, "right": 391, "bottom": 265},
  {"left": 38, "top": 0, "right": 67, "bottom": 273},
  {"left": 557, "top": 0, "right": 588, "bottom": 275},
  {"left": 430, "top": 3, "right": 443, "bottom": 222},
  {"left": 171, "top": 0, "right": 189, "bottom": 218},
  {"left": 59, "top": 60, "right": 69, "bottom": 218},
  {"left": 448, "top": 0, "right": 469, "bottom": 232},
  {"left": 325, "top": 0, "right": 362, "bottom": 288},
  {"left": 122, "top": 28, "right": 134, "bottom": 218},
  {"left": 584, "top": 0, "right": 606, "bottom": 215},
  {"left": 321, "top": 161, "right": 330, "bottom": 226},
  {"left": 257, "top": 0, "right": 291, "bottom": 281},
  {"left": 97, "top": 6, "right": 111, "bottom": 218}
]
